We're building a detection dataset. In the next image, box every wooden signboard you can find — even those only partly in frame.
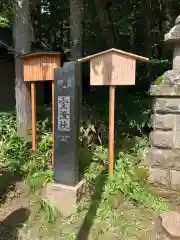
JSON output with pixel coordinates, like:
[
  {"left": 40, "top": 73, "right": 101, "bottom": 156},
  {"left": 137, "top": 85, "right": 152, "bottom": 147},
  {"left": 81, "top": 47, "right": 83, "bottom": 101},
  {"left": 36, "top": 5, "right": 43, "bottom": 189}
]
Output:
[
  {"left": 90, "top": 52, "right": 136, "bottom": 85},
  {"left": 23, "top": 52, "right": 60, "bottom": 81},
  {"left": 78, "top": 48, "right": 149, "bottom": 177},
  {"left": 22, "top": 52, "right": 61, "bottom": 168}
]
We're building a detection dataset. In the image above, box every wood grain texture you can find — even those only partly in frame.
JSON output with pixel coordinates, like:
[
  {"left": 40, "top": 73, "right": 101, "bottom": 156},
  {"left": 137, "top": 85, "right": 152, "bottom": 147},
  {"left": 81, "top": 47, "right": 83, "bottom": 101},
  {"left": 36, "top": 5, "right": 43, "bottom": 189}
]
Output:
[
  {"left": 109, "top": 86, "right": 115, "bottom": 177},
  {"left": 90, "top": 52, "right": 136, "bottom": 86},
  {"left": 52, "top": 81, "right": 55, "bottom": 168},
  {"left": 31, "top": 82, "right": 36, "bottom": 151},
  {"left": 24, "top": 54, "right": 60, "bottom": 81}
]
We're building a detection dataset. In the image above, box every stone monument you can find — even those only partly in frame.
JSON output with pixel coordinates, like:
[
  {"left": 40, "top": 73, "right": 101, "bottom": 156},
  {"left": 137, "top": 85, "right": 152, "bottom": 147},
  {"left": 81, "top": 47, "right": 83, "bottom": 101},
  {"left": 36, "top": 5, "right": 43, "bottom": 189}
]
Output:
[
  {"left": 145, "top": 15, "right": 180, "bottom": 191},
  {"left": 44, "top": 62, "right": 85, "bottom": 216}
]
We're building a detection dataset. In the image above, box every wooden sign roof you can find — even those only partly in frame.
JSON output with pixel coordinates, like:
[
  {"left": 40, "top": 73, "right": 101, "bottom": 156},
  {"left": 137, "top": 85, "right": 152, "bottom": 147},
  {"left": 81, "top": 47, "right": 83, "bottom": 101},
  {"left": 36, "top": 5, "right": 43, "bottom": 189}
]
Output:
[
  {"left": 22, "top": 51, "right": 60, "bottom": 59},
  {"left": 77, "top": 48, "right": 149, "bottom": 63}
]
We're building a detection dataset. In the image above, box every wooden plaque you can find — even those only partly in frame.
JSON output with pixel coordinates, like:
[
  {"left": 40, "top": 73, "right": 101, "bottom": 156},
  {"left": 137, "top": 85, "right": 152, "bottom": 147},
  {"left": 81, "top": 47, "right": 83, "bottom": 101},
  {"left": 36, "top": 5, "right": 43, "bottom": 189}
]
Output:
[
  {"left": 23, "top": 52, "right": 61, "bottom": 81},
  {"left": 90, "top": 52, "right": 136, "bottom": 86}
]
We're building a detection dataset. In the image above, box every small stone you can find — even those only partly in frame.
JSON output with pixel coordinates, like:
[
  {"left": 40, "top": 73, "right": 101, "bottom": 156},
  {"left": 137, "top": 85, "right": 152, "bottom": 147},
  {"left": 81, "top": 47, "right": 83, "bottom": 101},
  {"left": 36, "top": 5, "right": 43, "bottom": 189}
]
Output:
[
  {"left": 175, "top": 15, "right": 180, "bottom": 25},
  {"left": 160, "top": 211, "right": 180, "bottom": 238}
]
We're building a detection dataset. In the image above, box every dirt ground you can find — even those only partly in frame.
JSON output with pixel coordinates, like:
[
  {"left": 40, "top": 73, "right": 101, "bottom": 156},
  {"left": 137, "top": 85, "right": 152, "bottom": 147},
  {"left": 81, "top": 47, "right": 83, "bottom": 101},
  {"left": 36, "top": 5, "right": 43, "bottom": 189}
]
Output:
[{"left": 0, "top": 181, "right": 179, "bottom": 240}]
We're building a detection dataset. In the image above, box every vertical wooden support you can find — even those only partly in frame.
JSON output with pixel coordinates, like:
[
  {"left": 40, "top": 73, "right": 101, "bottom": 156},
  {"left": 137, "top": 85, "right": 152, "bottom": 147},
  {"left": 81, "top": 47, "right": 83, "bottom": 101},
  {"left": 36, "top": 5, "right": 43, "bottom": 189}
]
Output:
[
  {"left": 52, "top": 81, "right": 54, "bottom": 168},
  {"left": 109, "top": 86, "right": 115, "bottom": 177},
  {"left": 31, "top": 82, "right": 36, "bottom": 151}
]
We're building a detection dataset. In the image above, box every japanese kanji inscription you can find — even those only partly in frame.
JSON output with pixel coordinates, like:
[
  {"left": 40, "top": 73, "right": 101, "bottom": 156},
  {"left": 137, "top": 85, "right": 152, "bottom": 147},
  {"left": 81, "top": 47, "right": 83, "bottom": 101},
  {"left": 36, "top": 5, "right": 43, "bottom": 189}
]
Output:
[{"left": 58, "top": 96, "right": 70, "bottom": 131}]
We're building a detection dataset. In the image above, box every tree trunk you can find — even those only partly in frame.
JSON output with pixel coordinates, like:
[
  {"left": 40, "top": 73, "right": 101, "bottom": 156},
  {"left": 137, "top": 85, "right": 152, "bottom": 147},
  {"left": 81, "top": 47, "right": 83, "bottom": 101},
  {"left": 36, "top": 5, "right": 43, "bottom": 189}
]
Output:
[
  {"left": 162, "top": 0, "right": 173, "bottom": 33},
  {"left": 31, "top": 0, "right": 42, "bottom": 45},
  {"left": 69, "top": 0, "right": 83, "bottom": 60},
  {"left": 158, "top": 0, "right": 173, "bottom": 58},
  {"left": 69, "top": 0, "right": 84, "bottom": 109},
  {"left": 95, "top": 0, "right": 117, "bottom": 48},
  {"left": 144, "top": 0, "right": 152, "bottom": 57},
  {"left": 162, "top": 0, "right": 173, "bottom": 57},
  {"left": 13, "top": 0, "right": 32, "bottom": 139}
]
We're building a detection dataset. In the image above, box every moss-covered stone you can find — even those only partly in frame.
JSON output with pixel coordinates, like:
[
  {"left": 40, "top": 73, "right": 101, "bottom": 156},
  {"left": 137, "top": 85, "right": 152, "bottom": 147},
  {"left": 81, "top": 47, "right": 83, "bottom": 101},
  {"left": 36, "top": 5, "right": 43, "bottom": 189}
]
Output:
[{"left": 150, "top": 85, "right": 180, "bottom": 96}]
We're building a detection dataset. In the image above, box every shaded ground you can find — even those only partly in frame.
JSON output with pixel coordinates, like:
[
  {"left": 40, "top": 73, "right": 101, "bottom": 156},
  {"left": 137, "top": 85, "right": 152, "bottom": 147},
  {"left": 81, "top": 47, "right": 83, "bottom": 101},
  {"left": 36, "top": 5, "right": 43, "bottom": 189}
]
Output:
[
  {"left": 0, "top": 181, "right": 30, "bottom": 240},
  {"left": 1, "top": 180, "right": 179, "bottom": 240}
]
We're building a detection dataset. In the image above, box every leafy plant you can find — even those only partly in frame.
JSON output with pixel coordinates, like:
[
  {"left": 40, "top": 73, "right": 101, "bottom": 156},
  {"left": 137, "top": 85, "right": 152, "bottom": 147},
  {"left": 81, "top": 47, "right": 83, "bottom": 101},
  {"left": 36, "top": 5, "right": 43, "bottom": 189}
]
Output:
[
  {"left": 102, "top": 149, "right": 168, "bottom": 213},
  {"left": 33, "top": 197, "right": 59, "bottom": 223},
  {"left": 26, "top": 170, "right": 53, "bottom": 193},
  {"left": 155, "top": 75, "right": 164, "bottom": 85},
  {"left": 0, "top": 15, "right": 9, "bottom": 27}
]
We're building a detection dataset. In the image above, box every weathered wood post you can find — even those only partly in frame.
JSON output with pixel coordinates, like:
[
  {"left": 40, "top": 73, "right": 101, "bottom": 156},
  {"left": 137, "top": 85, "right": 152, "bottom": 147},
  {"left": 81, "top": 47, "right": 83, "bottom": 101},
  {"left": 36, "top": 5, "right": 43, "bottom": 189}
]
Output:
[{"left": 145, "top": 15, "right": 180, "bottom": 190}]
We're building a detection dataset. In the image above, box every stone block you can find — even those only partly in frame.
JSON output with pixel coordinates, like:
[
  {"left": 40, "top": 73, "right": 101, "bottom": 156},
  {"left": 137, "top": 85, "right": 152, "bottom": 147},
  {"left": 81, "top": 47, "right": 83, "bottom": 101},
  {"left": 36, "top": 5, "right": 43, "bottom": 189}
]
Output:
[
  {"left": 43, "top": 179, "right": 86, "bottom": 217},
  {"left": 175, "top": 15, "right": 180, "bottom": 25},
  {"left": 163, "top": 70, "right": 180, "bottom": 85},
  {"left": 170, "top": 170, "right": 180, "bottom": 190},
  {"left": 150, "top": 131, "right": 174, "bottom": 149},
  {"left": 152, "top": 114, "right": 174, "bottom": 130},
  {"left": 150, "top": 84, "right": 180, "bottom": 96},
  {"left": 146, "top": 148, "right": 180, "bottom": 169},
  {"left": 173, "top": 46, "right": 180, "bottom": 71},
  {"left": 154, "top": 98, "right": 180, "bottom": 114},
  {"left": 148, "top": 168, "right": 170, "bottom": 188},
  {"left": 160, "top": 211, "right": 180, "bottom": 238},
  {"left": 164, "top": 24, "right": 180, "bottom": 43},
  {"left": 173, "top": 115, "right": 180, "bottom": 149}
]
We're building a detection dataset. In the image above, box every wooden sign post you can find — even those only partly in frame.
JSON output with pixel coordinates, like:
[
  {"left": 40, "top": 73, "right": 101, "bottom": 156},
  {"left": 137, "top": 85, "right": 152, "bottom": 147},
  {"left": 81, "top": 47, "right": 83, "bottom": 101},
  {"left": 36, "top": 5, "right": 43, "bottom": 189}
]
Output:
[
  {"left": 78, "top": 48, "right": 149, "bottom": 177},
  {"left": 23, "top": 52, "right": 61, "bottom": 167}
]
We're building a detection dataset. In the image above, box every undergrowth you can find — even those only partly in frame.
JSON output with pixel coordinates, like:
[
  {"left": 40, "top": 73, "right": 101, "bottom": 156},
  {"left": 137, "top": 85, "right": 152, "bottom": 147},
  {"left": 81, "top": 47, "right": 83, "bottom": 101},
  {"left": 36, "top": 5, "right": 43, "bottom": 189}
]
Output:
[{"left": 0, "top": 100, "right": 168, "bottom": 225}]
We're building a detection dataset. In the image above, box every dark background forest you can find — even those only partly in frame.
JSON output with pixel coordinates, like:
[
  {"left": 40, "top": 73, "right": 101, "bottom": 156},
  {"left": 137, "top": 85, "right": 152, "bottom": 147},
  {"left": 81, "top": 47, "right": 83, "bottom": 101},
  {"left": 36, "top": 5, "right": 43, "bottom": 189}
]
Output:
[{"left": 0, "top": 0, "right": 179, "bottom": 136}]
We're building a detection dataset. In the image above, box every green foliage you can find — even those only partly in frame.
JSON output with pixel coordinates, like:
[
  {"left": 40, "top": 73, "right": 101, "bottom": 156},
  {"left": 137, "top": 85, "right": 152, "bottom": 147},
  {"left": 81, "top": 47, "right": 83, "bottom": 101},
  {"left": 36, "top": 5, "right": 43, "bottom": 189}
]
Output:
[
  {"left": 84, "top": 145, "right": 108, "bottom": 184},
  {"left": 0, "top": 15, "right": 9, "bottom": 27},
  {"left": 84, "top": 137, "right": 168, "bottom": 217},
  {"left": 104, "top": 153, "right": 168, "bottom": 213},
  {"left": 155, "top": 75, "right": 164, "bottom": 85},
  {"left": 26, "top": 170, "right": 53, "bottom": 193},
  {"left": 0, "top": 112, "right": 52, "bottom": 182},
  {"left": 33, "top": 197, "right": 59, "bottom": 223}
]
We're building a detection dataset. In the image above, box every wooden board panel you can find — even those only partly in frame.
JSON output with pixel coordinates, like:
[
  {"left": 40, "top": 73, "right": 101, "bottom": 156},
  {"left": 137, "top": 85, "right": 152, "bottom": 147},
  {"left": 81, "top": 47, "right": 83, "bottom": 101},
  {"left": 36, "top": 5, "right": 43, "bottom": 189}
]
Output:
[
  {"left": 90, "top": 52, "right": 136, "bottom": 86},
  {"left": 24, "top": 55, "right": 61, "bottom": 81}
]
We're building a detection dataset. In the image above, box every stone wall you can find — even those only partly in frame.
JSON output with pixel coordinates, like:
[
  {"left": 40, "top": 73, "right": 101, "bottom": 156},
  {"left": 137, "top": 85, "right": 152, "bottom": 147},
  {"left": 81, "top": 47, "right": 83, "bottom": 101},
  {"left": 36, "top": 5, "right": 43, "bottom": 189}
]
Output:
[{"left": 146, "top": 84, "right": 180, "bottom": 190}]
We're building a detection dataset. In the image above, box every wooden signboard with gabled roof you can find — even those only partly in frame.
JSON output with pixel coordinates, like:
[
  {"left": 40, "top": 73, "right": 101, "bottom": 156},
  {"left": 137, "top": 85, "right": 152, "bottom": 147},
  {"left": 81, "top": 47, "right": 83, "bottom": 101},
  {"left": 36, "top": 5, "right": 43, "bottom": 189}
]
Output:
[
  {"left": 78, "top": 48, "right": 148, "bottom": 86},
  {"left": 23, "top": 52, "right": 60, "bottom": 81},
  {"left": 78, "top": 48, "right": 149, "bottom": 176},
  {"left": 22, "top": 51, "right": 61, "bottom": 169}
]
